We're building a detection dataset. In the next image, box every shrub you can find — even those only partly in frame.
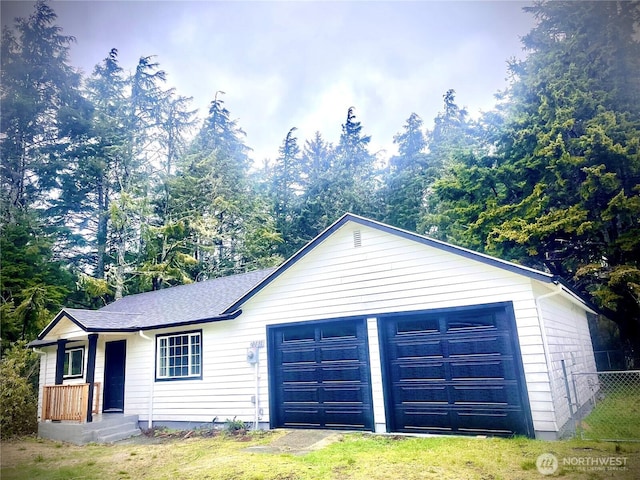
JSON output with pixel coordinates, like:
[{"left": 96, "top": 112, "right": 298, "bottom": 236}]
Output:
[
  {"left": 224, "top": 417, "right": 247, "bottom": 434},
  {"left": 0, "top": 341, "right": 39, "bottom": 438}
]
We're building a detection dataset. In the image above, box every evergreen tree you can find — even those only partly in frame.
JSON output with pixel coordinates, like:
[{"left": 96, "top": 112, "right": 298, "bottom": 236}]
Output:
[
  {"left": 420, "top": 89, "right": 485, "bottom": 243},
  {"left": 0, "top": 1, "right": 83, "bottom": 344},
  {"left": 137, "top": 88, "right": 197, "bottom": 291},
  {"left": 383, "top": 113, "right": 428, "bottom": 231},
  {"left": 427, "top": 1, "right": 640, "bottom": 364},
  {"left": 0, "top": 213, "right": 73, "bottom": 351},
  {"left": 268, "top": 127, "right": 302, "bottom": 257},
  {"left": 167, "top": 92, "right": 280, "bottom": 278},
  {"left": 331, "top": 107, "right": 380, "bottom": 218},
  {"left": 0, "top": 0, "right": 85, "bottom": 218},
  {"left": 292, "top": 132, "right": 337, "bottom": 250},
  {"left": 55, "top": 48, "right": 126, "bottom": 280}
]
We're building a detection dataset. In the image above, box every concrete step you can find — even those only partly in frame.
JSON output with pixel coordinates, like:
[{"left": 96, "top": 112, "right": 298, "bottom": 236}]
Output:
[
  {"left": 93, "top": 422, "right": 138, "bottom": 438},
  {"left": 97, "top": 428, "right": 142, "bottom": 444},
  {"left": 38, "top": 414, "right": 141, "bottom": 445}
]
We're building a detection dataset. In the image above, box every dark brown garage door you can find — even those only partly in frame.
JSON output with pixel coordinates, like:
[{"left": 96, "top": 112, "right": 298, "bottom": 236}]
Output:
[
  {"left": 268, "top": 319, "right": 374, "bottom": 431},
  {"left": 380, "top": 303, "right": 533, "bottom": 437}
]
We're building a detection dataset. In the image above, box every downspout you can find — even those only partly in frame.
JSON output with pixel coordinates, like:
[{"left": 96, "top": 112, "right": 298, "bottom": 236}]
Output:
[
  {"left": 535, "top": 282, "right": 563, "bottom": 432},
  {"left": 139, "top": 331, "right": 154, "bottom": 429}
]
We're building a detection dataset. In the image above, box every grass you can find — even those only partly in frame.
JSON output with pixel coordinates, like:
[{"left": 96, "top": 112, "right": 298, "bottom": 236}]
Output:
[
  {"left": 580, "top": 387, "right": 640, "bottom": 441},
  {"left": 2, "top": 431, "right": 640, "bottom": 479}
]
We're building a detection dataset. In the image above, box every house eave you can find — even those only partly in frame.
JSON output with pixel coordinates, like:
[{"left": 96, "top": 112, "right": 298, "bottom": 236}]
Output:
[
  {"left": 134, "top": 309, "right": 243, "bottom": 331},
  {"left": 37, "top": 309, "right": 88, "bottom": 340}
]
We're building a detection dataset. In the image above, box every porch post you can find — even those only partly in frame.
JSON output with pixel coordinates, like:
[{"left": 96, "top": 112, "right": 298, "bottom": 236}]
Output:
[
  {"left": 86, "top": 334, "right": 98, "bottom": 423},
  {"left": 54, "top": 339, "right": 68, "bottom": 385}
]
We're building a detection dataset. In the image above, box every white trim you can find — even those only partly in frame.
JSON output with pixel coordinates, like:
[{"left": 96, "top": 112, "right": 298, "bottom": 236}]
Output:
[{"left": 139, "top": 331, "right": 154, "bottom": 429}]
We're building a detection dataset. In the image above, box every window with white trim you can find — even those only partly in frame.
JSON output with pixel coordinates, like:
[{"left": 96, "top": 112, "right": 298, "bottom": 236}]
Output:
[
  {"left": 156, "top": 331, "right": 202, "bottom": 380},
  {"left": 63, "top": 347, "right": 84, "bottom": 378}
]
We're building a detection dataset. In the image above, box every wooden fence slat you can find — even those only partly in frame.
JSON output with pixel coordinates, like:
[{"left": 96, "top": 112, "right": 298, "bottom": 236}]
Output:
[{"left": 42, "top": 384, "right": 90, "bottom": 423}]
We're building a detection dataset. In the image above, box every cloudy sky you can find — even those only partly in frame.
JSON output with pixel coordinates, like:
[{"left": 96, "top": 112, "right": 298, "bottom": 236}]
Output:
[{"left": 2, "top": 0, "right": 535, "bottom": 163}]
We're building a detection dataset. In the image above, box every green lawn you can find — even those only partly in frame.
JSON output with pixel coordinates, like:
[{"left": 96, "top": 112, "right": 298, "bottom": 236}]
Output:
[
  {"left": 2, "top": 432, "right": 640, "bottom": 479},
  {"left": 580, "top": 386, "right": 640, "bottom": 441}
]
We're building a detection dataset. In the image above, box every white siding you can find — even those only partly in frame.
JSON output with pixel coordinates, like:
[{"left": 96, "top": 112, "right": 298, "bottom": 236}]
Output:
[
  {"left": 237, "top": 224, "right": 552, "bottom": 431},
  {"left": 536, "top": 283, "right": 597, "bottom": 432},
  {"left": 366, "top": 317, "right": 386, "bottom": 432}
]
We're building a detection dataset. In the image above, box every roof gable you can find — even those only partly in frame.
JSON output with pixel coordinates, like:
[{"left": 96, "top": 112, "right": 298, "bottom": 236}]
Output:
[{"left": 222, "top": 213, "right": 590, "bottom": 313}]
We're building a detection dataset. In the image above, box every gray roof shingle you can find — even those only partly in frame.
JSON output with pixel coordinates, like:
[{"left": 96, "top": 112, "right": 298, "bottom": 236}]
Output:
[
  {"left": 38, "top": 268, "right": 276, "bottom": 338},
  {"left": 100, "top": 267, "right": 276, "bottom": 328}
]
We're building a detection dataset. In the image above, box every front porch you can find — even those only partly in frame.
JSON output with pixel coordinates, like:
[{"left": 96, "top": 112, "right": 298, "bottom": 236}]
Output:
[
  {"left": 38, "top": 413, "right": 141, "bottom": 445},
  {"left": 39, "top": 382, "right": 140, "bottom": 444},
  {"left": 42, "top": 383, "right": 102, "bottom": 423}
]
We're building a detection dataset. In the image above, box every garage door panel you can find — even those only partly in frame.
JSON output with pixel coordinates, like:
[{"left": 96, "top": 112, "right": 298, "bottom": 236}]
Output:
[
  {"left": 447, "top": 334, "right": 510, "bottom": 356},
  {"left": 320, "top": 344, "right": 360, "bottom": 362},
  {"left": 456, "top": 409, "right": 521, "bottom": 434},
  {"left": 395, "top": 362, "right": 446, "bottom": 381},
  {"left": 282, "top": 366, "right": 319, "bottom": 384},
  {"left": 452, "top": 383, "right": 518, "bottom": 404},
  {"left": 400, "top": 410, "right": 453, "bottom": 432},
  {"left": 446, "top": 311, "right": 499, "bottom": 331},
  {"left": 322, "top": 365, "right": 364, "bottom": 382},
  {"left": 399, "top": 384, "right": 449, "bottom": 403},
  {"left": 325, "top": 409, "right": 367, "bottom": 428},
  {"left": 449, "top": 359, "right": 509, "bottom": 379},
  {"left": 270, "top": 319, "right": 373, "bottom": 431},
  {"left": 282, "top": 408, "right": 321, "bottom": 427},
  {"left": 283, "top": 365, "right": 368, "bottom": 384},
  {"left": 394, "top": 340, "right": 444, "bottom": 359},
  {"left": 282, "top": 387, "right": 319, "bottom": 403},
  {"left": 282, "top": 348, "right": 316, "bottom": 364},
  {"left": 381, "top": 305, "right": 531, "bottom": 437},
  {"left": 323, "top": 386, "right": 368, "bottom": 403},
  {"left": 320, "top": 323, "right": 358, "bottom": 339}
]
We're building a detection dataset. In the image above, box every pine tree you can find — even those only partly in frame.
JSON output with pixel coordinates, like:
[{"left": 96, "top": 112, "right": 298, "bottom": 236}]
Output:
[
  {"left": 268, "top": 127, "right": 302, "bottom": 256},
  {"left": 0, "top": 1, "right": 83, "bottom": 343},
  {"left": 383, "top": 113, "right": 428, "bottom": 231},
  {"left": 332, "top": 107, "right": 380, "bottom": 218},
  {"left": 0, "top": 0, "right": 84, "bottom": 218},
  {"left": 427, "top": 1, "right": 640, "bottom": 364},
  {"left": 167, "top": 92, "right": 280, "bottom": 278},
  {"left": 54, "top": 48, "right": 126, "bottom": 280},
  {"left": 292, "top": 132, "right": 337, "bottom": 251}
]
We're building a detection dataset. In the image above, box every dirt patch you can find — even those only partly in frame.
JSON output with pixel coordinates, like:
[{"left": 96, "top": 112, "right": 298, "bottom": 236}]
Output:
[
  {"left": 244, "top": 429, "right": 343, "bottom": 455},
  {"left": 2, "top": 437, "right": 69, "bottom": 461}
]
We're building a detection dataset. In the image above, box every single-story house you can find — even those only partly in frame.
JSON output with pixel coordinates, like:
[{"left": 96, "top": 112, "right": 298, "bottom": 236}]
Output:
[{"left": 31, "top": 213, "right": 598, "bottom": 442}]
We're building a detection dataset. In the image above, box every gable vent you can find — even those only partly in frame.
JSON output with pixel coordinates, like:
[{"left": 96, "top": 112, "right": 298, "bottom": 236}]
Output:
[{"left": 353, "top": 230, "right": 362, "bottom": 248}]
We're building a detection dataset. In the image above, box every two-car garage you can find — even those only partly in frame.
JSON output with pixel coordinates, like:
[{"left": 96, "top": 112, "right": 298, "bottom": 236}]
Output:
[{"left": 268, "top": 302, "right": 534, "bottom": 437}]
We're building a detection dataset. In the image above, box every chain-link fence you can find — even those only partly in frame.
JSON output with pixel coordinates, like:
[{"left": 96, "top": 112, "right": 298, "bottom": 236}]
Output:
[
  {"left": 570, "top": 370, "right": 640, "bottom": 442},
  {"left": 593, "top": 350, "right": 629, "bottom": 371}
]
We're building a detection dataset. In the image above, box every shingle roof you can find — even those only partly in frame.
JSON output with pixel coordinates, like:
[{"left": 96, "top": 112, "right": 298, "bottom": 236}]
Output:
[
  {"left": 36, "top": 268, "right": 276, "bottom": 339},
  {"left": 100, "top": 267, "right": 277, "bottom": 328}
]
